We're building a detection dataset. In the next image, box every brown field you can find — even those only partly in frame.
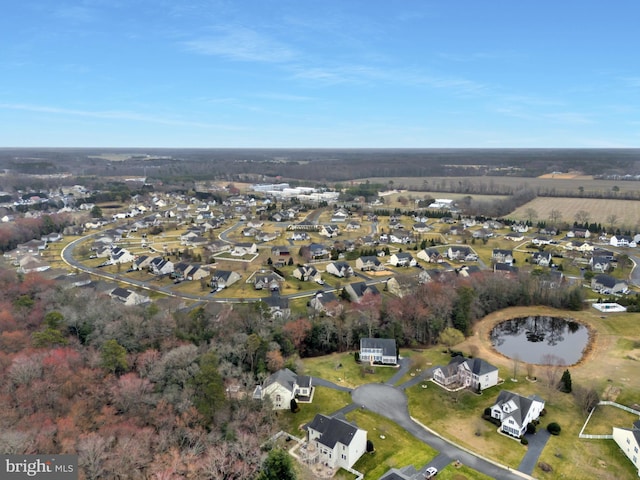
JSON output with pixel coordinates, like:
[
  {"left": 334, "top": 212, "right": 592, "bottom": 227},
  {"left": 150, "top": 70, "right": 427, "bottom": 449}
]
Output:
[
  {"left": 510, "top": 197, "right": 640, "bottom": 229},
  {"left": 358, "top": 176, "right": 640, "bottom": 195}
]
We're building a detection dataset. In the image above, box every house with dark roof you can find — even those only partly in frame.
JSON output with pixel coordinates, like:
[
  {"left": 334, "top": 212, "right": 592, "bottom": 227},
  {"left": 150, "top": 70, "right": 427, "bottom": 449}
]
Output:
[
  {"left": 417, "top": 248, "right": 444, "bottom": 263},
  {"left": 355, "top": 255, "right": 383, "bottom": 271},
  {"left": 359, "top": 338, "right": 397, "bottom": 365},
  {"left": 308, "top": 291, "right": 343, "bottom": 317},
  {"left": 292, "top": 265, "right": 323, "bottom": 284},
  {"left": 210, "top": 270, "right": 241, "bottom": 289},
  {"left": 531, "top": 251, "right": 552, "bottom": 267},
  {"left": 326, "top": 261, "right": 353, "bottom": 278},
  {"left": 252, "top": 368, "right": 313, "bottom": 410},
  {"left": 109, "top": 287, "right": 150, "bottom": 306},
  {"left": 591, "top": 274, "right": 628, "bottom": 294},
  {"left": 259, "top": 295, "right": 290, "bottom": 320},
  {"left": 492, "top": 248, "right": 514, "bottom": 265},
  {"left": 432, "top": 356, "right": 499, "bottom": 391},
  {"left": 613, "top": 422, "right": 640, "bottom": 476},
  {"left": 253, "top": 272, "right": 284, "bottom": 291},
  {"left": 344, "top": 281, "right": 379, "bottom": 303},
  {"left": 389, "top": 252, "right": 416, "bottom": 267},
  {"left": 306, "top": 414, "right": 367, "bottom": 470},
  {"left": 489, "top": 390, "right": 545, "bottom": 437}
]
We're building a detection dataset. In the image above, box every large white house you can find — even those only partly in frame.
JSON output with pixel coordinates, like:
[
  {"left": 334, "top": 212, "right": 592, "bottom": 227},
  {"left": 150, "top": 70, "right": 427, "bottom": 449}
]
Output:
[
  {"left": 252, "top": 368, "right": 312, "bottom": 410},
  {"left": 432, "top": 356, "right": 499, "bottom": 391},
  {"left": 613, "top": 424, "right": 640, "bottom": 477},
  {"left": 359, "top": 338, "right": 397, "bottom": 365},
  {"left": 306, "top": 414, "right": 367, "bottom": 470},
  {"left": 490, "top": 390, "right": 545, "bottom": 437}
]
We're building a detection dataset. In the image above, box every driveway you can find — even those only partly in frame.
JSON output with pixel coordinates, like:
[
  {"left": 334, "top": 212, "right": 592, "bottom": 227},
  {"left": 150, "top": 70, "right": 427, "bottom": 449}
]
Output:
[
  {"left": 351, "top": 384, "right": 531, "bottom": 480},
  {"left": 519, "top": 428, "right": 551, "bottom": 474}
]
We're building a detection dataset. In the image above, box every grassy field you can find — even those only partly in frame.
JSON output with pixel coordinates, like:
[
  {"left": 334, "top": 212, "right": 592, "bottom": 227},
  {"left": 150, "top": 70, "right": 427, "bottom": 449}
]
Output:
[
  {"left": 510, "top": 197, "right": 640, "bottom": 229},
  {"left": 357, "top": 175, "right": 640, "bottom": 196},
  {"left": 300, "top": 352, "right": 398, "bottom": 388},
  {"left": 582, "top": 404, "right": 640, "bottom": 436}
]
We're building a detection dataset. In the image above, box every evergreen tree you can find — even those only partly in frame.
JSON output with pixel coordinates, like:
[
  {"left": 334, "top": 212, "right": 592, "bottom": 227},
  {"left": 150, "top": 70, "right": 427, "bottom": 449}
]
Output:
[
  {"left": 257, "top": 449, "right": 296, "bottom": 480},
  {"left": 560, "top": 369, "right": 572, "bottom": 393},
  {"left": 190, "top": 351, "right": 226, "bottom": 425}
]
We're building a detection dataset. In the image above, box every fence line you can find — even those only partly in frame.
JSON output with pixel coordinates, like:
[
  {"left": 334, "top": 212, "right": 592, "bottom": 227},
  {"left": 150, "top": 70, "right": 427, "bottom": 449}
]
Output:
[{"left": 578, "top": 401, "right": 640, "bottom": 439}]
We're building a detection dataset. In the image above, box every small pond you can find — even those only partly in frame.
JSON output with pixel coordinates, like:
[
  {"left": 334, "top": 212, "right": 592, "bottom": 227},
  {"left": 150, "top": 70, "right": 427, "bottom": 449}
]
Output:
[{"left": 490, "top": 316, "right": 589, "bottom": 365}]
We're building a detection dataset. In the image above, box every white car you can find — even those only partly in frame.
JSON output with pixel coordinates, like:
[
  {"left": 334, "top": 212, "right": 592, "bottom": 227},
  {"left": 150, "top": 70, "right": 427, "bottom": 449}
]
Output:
[{"left": 424, "top": 467, "right": 438, "bottom": 478}]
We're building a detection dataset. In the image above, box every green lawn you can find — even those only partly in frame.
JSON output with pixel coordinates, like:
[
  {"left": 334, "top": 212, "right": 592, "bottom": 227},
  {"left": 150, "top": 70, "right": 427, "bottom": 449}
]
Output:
[
  {"left": 342, "top": 410, "right": 438, "bottom": 480},
  {"left": 302, "top": 352, "right": 398, "bottom": 388},
  {"left": 277, "top": 386, "right": 352, "bottom": 436},
  {"left": 436, "top": 463, "right": 496, "bottom": 480},
  {"left": 582, "top": 404, "right": 640, "bottom": 435}
]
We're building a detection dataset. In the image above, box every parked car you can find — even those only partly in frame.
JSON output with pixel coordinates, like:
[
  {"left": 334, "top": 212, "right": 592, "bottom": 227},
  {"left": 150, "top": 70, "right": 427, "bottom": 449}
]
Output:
[{"left": 425, "top": 467, "right": 437, "bottom": 478}]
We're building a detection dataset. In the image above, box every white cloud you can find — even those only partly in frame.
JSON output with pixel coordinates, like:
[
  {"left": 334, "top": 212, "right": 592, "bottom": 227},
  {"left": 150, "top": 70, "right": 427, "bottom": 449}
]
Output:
[
  {"left": 0, "top": 103, "right": 241, "bottom": 130},
  {"left": 184, "top": 26, "right": 295, "bottom": 63}
]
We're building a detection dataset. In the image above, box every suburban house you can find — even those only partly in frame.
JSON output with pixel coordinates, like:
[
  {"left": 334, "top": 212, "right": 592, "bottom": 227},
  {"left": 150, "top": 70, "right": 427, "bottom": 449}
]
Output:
[
  {"left": 344, "top": 281, "right": 379, "bottom": 303},
  {"left": 417, "top": 248, "right": 444, "bottom": 263},
  {"left": 306, "top": 414, "right": 367, "bottom": 470},
  {"left": 591, "top": 274, "right": 628, "bottom": 294},
  {"left": 612, "top": 423, "right": 640, "bottom": 477},
  {"left": 610, "top": 235, "right": 636, "bottom": 248},
  {"left": 253, "top": 272, "right": 284, "bottom": 291},
  {"left": 432, "top": 356, "right": 499, "bottom": 391},
  {"left": 412, "top": 222, "right": 431, "bottom": 233},
  {"left": 389, "top": 252, "right": 416, "bottom": 267},
  {"left": 210, "top": 270, "right": 241, "bottom": 289},
  {"left": 231, "top": 242, "right": 257, "bottom": 256},
  {"left": 259, "top": 295, "right": 290, "bottom": 319},
  {"left": 531, "top": 251, "right": 552, "bottom": 267},
  {"left": 133, "top": 255, "right": 153, "bottom": 271},
  {"left": 292, "top": 265, "right": 323, "bottom": 284},
  {"left": 567, "top": 228, "right": 590, "bottom": 238},
  {"left": 492, "top": 249, "right": 514, "bottom": 265},
  {"left": 386, "top": 273, "right": 420, "bottom": 298},
  {"left": 308, "top": 243, "right": 331, "bottom": 260},
  {"left": 359, "top": 338, "right": 397, "bottom": 365},
  {"left": 355, "top": 255, "right": 383, "bottom": 271},
  {"left": 489, "top": 390, "right": 545, "bottom": 437},
  {"left": 447, "top": 246, "right": 477, "bottom": 262},
  {"left": 589, "top": 256, "right": 611, "bottom": 273},
  {"left": 149, "top": 257, "right": 174, "bottom": 276},
  {"left": 253, "top": 368, "right": 313, "bottom": 410},
  {"left": 109, "top": 287, "right": 150, "bottom": 306},
  {"left": 308, "top": 291, "right": 343, "bottom": 317},
  {"left": 503, "top": 232, "right": 524, "bottom": 242},
  {"left": 532, "top": 236, "right": 553, "bottom": 246},
  {"left": 326, "top": 261, "right": 354, "bottom": 278}
]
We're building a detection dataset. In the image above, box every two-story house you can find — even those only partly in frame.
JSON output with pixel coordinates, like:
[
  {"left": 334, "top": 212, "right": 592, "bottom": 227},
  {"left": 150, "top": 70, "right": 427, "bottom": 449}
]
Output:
[
  {"left": 489, "top": 390, "right": 545, "bottom": 437},
  {"left": 359, "top": 338, "right": 397, "bottom": 365},
  {"left": 306, "top": 414, "right": 367, "bottom": 470}
]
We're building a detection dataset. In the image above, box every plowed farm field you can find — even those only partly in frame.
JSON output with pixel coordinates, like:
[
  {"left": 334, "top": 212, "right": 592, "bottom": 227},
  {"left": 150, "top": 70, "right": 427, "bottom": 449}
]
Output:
[{"left": 510, "top": 197, "right": 640, "bottom": 228}]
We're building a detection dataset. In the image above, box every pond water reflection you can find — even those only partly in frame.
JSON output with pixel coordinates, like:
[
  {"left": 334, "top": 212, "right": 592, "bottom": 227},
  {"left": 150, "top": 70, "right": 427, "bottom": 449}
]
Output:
[{"left": 490, "top": 316, "right": 589, "bottom": 365}]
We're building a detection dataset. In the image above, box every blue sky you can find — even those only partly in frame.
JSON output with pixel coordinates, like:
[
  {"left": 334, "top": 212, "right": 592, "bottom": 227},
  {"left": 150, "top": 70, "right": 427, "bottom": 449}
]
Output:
[{"left": 1, "top": 1, "right": 639, "bottom": 148}]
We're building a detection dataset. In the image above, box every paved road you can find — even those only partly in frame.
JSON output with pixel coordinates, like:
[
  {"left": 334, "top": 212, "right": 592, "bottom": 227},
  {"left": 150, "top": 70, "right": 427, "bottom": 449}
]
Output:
[{"left": 351, "top": 384, "right": 532, "bottom": 480}]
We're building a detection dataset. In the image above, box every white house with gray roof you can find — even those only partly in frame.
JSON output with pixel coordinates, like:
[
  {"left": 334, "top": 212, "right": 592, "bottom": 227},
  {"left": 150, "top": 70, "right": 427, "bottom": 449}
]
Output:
[
  {"left": 432, "top": 356, "right": 499, "bottom": 391},
  {"left": 306, "top": 414, "right": 367, "bottom": 470},
  {"left": 253, "top": 368, "right": 313, "bottom": 410},
  {"left": 359, "top": 338, "right": 397, "bottom": 365},
  {"left": 490, "top": 390, "right": 545, "bottom": 437},
  {"left": 613, "top": 423, "right": 640, "bottom": 476}
]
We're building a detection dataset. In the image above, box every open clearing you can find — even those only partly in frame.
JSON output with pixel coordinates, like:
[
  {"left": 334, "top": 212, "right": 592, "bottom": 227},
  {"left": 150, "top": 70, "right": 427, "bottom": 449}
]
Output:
[{"left": 510, "top": 197, "right": 640, "bottom": 228}]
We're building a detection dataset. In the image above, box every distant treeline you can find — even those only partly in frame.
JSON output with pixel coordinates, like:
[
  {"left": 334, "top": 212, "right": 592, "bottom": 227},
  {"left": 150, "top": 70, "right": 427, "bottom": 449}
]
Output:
[{"left": 1, "top": 148, "right": 639, "bottom": 183}]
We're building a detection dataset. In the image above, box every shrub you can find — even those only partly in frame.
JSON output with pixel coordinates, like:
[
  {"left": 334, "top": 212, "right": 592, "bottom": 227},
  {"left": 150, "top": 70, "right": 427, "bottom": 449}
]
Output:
[
  {"left": 483, "top": 407, "right": 492, "bottom": 417},
  {"left": 366, "top": 440, "right": 375, "bottom": 453},
  {"left": 547, "top": 422, "right": 561, "bottom": 435},
  {"left": 526, "top": 422, "right": 536, "bottom": 434},
  {"left": 521, "top": 437, "right": 529, "bottom": 445},
  {"left": 354, "top": 352, "right": 360, "bottom": 362}
]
